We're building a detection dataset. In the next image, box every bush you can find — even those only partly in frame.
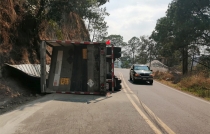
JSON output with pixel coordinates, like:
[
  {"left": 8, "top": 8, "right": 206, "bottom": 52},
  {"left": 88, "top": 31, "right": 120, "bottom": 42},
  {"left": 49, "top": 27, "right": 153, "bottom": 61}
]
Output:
[
  {"left": 180, "top": 73, "right": 210, "bottom": 90},
  {"left": 154, "top": 71, "right": 210, "bottom": 98},
  {"left": 180, "top": 73, "right": 210, "bottom": 98},
  {"left": 154, "top": 71, "right": 174, "bottom": 81}
]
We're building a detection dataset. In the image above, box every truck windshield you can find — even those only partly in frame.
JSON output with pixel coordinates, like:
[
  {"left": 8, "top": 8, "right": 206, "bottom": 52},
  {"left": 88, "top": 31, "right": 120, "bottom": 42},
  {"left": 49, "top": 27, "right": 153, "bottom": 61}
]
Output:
[{"left": 134, "top": 66, "right": 150, "bottom": 71}]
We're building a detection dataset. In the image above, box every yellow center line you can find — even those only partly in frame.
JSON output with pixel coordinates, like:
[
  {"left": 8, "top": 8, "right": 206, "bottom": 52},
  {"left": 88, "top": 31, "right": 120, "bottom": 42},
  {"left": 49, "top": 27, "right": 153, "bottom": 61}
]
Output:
[
  {"left": 119, "top": 72, "right": 176, "bottom": 134},
  {"left": 120, "top": 78, "right": 162, "bottom": 134}
]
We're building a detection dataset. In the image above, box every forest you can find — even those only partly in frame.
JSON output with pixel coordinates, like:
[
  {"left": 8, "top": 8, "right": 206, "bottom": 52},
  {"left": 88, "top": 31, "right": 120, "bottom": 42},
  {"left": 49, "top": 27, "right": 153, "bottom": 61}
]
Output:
[{"left": 105, "top": 0, "right": 210, "bottom": 76}]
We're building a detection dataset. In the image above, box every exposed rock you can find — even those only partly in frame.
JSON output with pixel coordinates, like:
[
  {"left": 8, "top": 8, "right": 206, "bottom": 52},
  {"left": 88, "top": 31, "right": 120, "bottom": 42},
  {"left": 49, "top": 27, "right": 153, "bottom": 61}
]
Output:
[
  {"left": 166, "top": 78, "right": 171, "bottom": 81},
  {"left": 146, "top": 60, "right": 168, "bottom": 72}
]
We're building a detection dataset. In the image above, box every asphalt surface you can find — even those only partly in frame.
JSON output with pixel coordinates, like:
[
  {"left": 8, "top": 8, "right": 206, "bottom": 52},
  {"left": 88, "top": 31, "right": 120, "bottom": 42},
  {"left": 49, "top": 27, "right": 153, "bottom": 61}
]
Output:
[
  {"left": 0, "top": 68, "right": 210, "bottom": 134},
  {"left": 116, "top": 68, "right": 210, "bottom": 134}
]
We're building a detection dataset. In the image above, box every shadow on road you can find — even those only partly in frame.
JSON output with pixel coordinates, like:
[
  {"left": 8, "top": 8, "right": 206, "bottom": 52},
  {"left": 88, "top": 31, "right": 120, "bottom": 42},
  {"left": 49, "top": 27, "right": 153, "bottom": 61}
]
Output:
[
  {"left": 54, "top": 94, "right": 113, "bottom": 104},
  {"left": 3, "top": 93, "right": 115, "bottom": 115},
  {"left": 53, "top": 89, "right": 122, "bottom": 104},
  {"left": 127, "top": 80, "right": 152, "bottom": 86},
  {"left": 1, "top": 65, "right": 122, "bottom": 114}
]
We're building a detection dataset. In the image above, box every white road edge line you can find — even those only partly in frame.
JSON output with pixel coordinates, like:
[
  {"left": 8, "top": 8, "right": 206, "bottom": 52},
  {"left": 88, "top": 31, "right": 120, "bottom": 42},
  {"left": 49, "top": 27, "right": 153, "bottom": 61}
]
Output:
[
  {"left": 154, "top": 80, "right": 210, "bottom": 105},
  {"left": 120, "top": 77, "right": 162, "bottom": 134},
  {"left": 120, "top": 73, "right": 176, "bottom": 134}
]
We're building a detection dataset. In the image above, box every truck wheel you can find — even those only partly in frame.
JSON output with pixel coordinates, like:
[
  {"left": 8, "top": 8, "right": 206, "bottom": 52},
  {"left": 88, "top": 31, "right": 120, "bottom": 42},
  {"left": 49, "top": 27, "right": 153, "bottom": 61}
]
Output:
[
  {"left": 115, "top": 84, "right": 121, "bottom": 91},
  {"left": 130, "top": 75, "right": 132, "bottom": 81}
]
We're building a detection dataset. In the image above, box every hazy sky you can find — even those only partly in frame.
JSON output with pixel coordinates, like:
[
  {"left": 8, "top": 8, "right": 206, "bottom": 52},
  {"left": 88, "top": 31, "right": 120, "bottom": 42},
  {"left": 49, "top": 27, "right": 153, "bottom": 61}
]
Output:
[{"left": 103, "top": 0, "right": 172, "bottom": 42}]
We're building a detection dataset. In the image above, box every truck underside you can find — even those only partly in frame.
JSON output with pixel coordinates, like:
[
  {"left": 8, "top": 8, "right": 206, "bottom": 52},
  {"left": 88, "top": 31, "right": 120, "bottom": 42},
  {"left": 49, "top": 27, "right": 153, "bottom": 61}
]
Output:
[{"left": 40, "top": 40, "right": 122, "bottom": 95}]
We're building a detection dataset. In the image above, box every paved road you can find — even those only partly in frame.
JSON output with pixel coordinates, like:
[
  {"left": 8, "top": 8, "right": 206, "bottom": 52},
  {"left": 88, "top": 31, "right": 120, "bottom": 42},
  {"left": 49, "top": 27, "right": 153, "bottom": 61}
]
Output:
[
  {"left": 116, "top": 68, "right": 210, "bottom": 134},
  {"left": 0, "top": 68, "right": 210, "bottom": 134}
]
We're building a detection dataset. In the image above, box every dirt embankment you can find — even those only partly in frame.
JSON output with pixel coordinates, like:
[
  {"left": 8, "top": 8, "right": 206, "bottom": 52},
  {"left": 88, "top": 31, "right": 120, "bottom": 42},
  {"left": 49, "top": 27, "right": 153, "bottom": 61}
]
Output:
[
  {"left": 0, "top": 0, "right": 90, "bottom": 114},
  {"left": 0, "top": 66, "right": 44, "bottom": 115}
]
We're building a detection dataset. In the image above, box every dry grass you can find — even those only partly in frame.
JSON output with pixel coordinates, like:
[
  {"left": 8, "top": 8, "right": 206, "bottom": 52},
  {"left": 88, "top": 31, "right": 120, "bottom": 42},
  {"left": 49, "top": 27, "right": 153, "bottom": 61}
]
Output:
[
  {"left": 154, "top": 71, "right": 174, "bottom": 81},
  {"left": 42, "top": 12, "right": 90, "bottom": 41},
  {"left": 180, "top": 73, "right": 210, "bottom": 90},
  {"left": 180, "top": 73, "right": 210, "bottom": 98},
  {"left": 0, "top": 78, "right": 22, "bottom": 101},
  {"left": 0, "top": 0, "right": 16, "bottom": 52},
  {"left": 154, "top": 71, "right": 210, "bottom": 100},
  {"left": 157, "top": 80, "right": 182, "bottom": 90}
]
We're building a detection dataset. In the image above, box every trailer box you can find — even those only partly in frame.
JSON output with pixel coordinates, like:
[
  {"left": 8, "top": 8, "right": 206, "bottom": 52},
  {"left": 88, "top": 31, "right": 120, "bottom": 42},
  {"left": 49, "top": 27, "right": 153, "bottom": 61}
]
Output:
[{"left": 40, "top": 41, "right": 107, "bottom": 95}]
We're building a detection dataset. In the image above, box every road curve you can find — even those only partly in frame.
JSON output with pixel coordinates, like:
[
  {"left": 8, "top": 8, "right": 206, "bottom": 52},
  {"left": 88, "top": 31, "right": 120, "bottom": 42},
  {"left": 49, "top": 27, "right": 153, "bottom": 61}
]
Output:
[
  {"left": 116, "top": 68, "right": 210, "bottom": 134},
  {"left": 0, "top": 86, "right": 155, "bottom": 134},
  {"left": 0, "top": 68, "right": 209, "bottom": 134}
]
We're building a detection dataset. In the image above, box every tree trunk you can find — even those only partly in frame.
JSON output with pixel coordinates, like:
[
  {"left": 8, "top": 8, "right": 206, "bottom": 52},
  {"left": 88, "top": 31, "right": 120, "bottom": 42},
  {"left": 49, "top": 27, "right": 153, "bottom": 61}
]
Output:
[
  {"left": 182, "top": 47, "right": 188, "bottom": 75},
  {"left": 149, "top": 47, "right": 151, "bottom": 68},
  {"left": 87, "top": 19, "right": 91, "bottom": 31},
  {"left": 133, "top": 52, "right": 135, "bottom": 64},
  {"left": 92, "top": 29, "right": 96, "bottom": 42},
  {"left": 190, "top": 50, "right": 195, "bottom": 72},
  {"left": 33, "top": 0, "right": 46, "bottom": 62}
]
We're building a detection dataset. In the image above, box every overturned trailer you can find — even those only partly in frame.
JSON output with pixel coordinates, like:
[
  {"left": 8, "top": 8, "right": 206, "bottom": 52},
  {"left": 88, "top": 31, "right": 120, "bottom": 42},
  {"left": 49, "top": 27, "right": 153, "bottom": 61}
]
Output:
[{"left": 40, "top": 40, "right": 121, "bottom": 95}]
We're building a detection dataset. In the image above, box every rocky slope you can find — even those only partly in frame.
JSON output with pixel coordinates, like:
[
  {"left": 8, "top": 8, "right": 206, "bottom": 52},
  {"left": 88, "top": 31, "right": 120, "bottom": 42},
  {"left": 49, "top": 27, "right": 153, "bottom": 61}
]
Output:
[{"left": 0, "top": 0, "right": 90, "bottom": 115}]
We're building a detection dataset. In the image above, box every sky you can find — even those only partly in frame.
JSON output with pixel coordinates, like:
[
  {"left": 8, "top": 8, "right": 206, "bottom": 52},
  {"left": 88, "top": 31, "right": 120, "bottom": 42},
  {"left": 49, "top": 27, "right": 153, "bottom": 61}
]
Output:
[{"left": 103, "top": 0, "right": 173, "bottom": 42}]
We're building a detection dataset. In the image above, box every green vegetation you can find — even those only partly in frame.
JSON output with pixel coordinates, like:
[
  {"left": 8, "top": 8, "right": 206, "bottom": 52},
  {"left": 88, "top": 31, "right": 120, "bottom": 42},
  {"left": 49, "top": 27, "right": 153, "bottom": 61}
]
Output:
[
  {"left": 103, "top": 35, "right": 125, "bottom": 47},
  {"left": 106, "top": 0, "right": 210, "bottom": 73},
  {"left": 0, "top": 0, "right": 209, "bottom": 102},
  {"left": 102, "top": 2, "right": 210, "bottom": 103},
  {"left": 150, "top": 0, "right": 210, "bottom": 75},
  {"left": 147, "top": 0, "right": 210, "bottom": 101},
  {"left": 114, "top": 35, "right": 157, "bottom": 68},
  {"left": 48, "top": 20, "right": 64, "bottom": 40},
  {"left": 0, "top": 0, "right": 109, "bottom": 64}
]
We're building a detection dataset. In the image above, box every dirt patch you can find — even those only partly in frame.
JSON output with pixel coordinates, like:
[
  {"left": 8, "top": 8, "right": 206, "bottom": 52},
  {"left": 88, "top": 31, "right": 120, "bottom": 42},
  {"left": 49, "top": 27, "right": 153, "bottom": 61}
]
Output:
[
  {"left": 154, "top": 70, "right": 210, "bottom": 100},
  {"left": 0, "top": 66, "right": 46, "bottom": 115},
  {"left": 0, "top": 78, "right": 44, "bottom": 115},
  {"left": 0, "top": 0, "right": 90, "bottom": 115}
]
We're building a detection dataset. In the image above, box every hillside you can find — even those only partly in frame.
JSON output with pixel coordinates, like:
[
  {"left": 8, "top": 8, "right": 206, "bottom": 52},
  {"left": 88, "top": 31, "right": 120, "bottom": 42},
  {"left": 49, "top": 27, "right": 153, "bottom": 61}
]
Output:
[
  {"left": 0, "top": 0, "right": 90, "bottom": 66},
  {"left": 0, "top": 0, "right": 90, "bottom": 114}
]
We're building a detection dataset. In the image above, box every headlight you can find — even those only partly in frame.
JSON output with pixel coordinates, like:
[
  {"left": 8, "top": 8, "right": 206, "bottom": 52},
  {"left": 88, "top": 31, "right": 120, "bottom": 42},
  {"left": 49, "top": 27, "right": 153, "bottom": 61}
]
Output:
[
  {"left": 150, "top": 73, "right": 154, "bottom": 77},
  {"left": 135, "top": 74, "right": 140, "bottom": 76}
]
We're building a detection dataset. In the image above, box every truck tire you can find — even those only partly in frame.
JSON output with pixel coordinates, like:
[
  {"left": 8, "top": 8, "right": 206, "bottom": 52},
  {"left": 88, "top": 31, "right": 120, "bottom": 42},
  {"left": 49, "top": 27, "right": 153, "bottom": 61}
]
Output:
[
  {"left": 150, "top": 80, "right": 153, "bottom": 85},
  {"left": 130, "top": 75, "right": 132, "bottom": 81},
  {"left": 115, "top": 78, "right": 122, "bottom": 91},
  {"left": 115, "top": 84, "right": 121, "bottom": 91}
]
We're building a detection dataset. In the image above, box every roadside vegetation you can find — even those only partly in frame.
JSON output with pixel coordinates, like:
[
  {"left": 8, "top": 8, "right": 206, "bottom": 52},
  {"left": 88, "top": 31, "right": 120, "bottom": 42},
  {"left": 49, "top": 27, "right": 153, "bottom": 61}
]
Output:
[
  {"left": 0, "top": 0, "right": 110, "bottom": 114},
  {"left": 0, "top": 0, "right": 109, "bottom": 65},
  {"left": 105, "top": 0, "right": 210, "bottom": 101},
  {"left": 154, "top": 70, "right": 210, "bottom": 101},
  {"left": 0, "top": 0, "right": 209, "bottom": 112}
]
